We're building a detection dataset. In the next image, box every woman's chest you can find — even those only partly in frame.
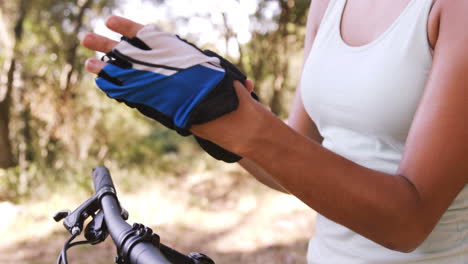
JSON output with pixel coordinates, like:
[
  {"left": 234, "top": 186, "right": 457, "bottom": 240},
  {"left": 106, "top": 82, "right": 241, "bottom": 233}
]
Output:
[{"left": 301, "top": 45, "right": 432, "bottom": 142}]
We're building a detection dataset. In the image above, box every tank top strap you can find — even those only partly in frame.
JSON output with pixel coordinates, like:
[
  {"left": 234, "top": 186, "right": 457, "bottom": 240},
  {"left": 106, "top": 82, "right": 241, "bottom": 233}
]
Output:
[
  {"left": 311, "top": 0, "right": 344, "bottom": 46},
  {"left": 314, "top": 0, "right": 436, "bottom": 52}
]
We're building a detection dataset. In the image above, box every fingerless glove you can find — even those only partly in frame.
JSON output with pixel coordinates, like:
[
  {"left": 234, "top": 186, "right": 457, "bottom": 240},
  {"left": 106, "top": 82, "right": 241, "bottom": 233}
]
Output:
[{"left": 95, "top": 25, "right": 257, "bottom": 163}]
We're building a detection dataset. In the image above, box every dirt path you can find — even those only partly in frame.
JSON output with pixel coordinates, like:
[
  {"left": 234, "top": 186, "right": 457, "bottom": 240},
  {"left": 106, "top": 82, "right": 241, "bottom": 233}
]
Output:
[{"left": 0, "top": 167, "right": 316, "bottom": 264}]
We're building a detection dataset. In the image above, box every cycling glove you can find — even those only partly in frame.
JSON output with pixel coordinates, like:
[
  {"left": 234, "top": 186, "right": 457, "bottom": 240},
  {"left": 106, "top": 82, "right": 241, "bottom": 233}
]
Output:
[{"left": 95, "top": 24, "right": 256, "bottom": 163}]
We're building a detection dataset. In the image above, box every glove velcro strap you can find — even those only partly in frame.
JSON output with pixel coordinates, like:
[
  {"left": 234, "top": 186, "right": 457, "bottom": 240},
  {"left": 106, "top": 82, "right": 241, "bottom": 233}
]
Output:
[
  {"left": 186, "top": 49, "right": 246, "bottom": 127},
  {"left": 194, "top": 136, "right": 241, "bottom": 163},
  {"left": 187, "top": 73, "right": 238, "bottom": 126},
  {"left": 191, "top": 90, "right": 259, "bottom": 163}
]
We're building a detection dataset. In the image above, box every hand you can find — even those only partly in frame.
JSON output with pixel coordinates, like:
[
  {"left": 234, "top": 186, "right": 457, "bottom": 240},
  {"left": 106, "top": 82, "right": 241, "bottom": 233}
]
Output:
[
  {"left": 82, "top": 16, "right": 255, "bottom": 91},
  {"left": 82, "top": 16, "right": 143, "bottom": 74},
  {"left": 191, "top": 79, "right": 259, "bottom": 153},
  {"left": 82, "top": 16, "right": 262, "bottom": 156}
]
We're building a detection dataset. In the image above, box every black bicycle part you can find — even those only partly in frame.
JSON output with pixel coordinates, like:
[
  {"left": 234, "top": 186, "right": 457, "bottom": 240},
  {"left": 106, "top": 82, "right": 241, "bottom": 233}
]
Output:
[
  {"left": 56, "top": 230, "right": 80, "bottom": 264},
  {"left": 54, "top": 166, "right": 216, "bottom": 264},
  {"left": 93, "top": 166, "right": 214, "bottom": 264},
  {"left": 188, "top": 253, "right": 216, "bottom": 264},
  {"left": 84, "top": 210, "right": 109, "bottom": 244}
]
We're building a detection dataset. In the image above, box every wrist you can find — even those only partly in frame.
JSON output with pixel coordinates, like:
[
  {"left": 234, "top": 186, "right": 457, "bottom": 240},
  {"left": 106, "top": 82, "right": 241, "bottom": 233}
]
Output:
[{"left": 235, "top": 104, "right": 284, "bottom": 159}]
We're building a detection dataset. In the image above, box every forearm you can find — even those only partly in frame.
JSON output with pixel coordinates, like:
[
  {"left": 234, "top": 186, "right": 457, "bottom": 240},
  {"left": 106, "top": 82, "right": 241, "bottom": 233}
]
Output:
[
  {"left": 238, "top": 108, "right": 427, "bottom": 252},
  {"left": 238, "top": 158, "right": 289, "bottom": 193}
]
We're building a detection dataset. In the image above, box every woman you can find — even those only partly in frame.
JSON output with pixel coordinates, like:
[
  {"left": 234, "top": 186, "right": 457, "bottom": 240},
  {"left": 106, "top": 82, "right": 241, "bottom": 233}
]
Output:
[{"left": 82, "top": 0, "right": 468, "bottom": 262}]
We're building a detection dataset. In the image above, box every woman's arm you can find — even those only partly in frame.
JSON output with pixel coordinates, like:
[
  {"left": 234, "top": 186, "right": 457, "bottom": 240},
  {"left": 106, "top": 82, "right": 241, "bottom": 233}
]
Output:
[
  {"left": 238, "top": 0, "right": 327, "bottom": 193},
  {"left": 194, "top": 0, "right": 468, "bottom": 253},
  {"left": 81, "top": 0, "right": 465, "bottom": 253}
]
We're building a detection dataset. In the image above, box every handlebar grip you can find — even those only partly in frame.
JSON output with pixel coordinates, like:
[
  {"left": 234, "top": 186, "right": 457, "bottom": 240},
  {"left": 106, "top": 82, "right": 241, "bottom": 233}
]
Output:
[{"left": 93, "top": 166, "right": 115, "bottom": 193}]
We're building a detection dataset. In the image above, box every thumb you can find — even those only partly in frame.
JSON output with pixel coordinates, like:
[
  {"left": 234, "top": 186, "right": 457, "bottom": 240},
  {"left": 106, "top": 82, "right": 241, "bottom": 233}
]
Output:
[{"left": 244, "top": 80, "right": 254, "bottom": 93}]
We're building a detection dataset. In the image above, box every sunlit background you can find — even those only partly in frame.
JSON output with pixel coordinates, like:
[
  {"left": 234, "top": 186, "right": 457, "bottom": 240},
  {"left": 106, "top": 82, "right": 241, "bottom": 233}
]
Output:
[
  {"left": 95, "top": 0, "right": 258, "bottom": 57},
  {"left": 0, "top": 0, "right": 315, "bottom": 263}
]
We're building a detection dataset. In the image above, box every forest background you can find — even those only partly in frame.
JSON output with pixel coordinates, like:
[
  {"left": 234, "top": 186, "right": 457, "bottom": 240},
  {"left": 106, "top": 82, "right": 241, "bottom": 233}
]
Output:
[{"left": 0, "top": 0, "right": 316, "bottom": 263}]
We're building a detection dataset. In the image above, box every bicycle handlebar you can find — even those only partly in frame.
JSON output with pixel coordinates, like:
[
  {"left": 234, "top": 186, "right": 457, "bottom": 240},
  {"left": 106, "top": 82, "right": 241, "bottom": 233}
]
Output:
[
  {"left": 92, "top": 166, "right": 193, "bottom": 264},
  {"left": 93, "top": 166, "right": 116, "bottom": 194}
]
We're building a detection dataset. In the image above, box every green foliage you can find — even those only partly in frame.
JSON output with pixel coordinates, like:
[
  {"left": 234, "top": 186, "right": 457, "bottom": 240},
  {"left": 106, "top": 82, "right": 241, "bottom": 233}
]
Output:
[
  {"left": 111, "top": 130, "right": 179, "bottom": 165},
  {"left": 0, "top": 0, "right": 309, "bottom": 201},
  {"left": 240, "top": 0, "right": 309, "bottom": 117}
]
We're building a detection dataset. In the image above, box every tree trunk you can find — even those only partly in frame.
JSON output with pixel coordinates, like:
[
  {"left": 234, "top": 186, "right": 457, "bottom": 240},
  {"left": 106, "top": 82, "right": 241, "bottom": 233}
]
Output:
[
  {"left": 0, "top": 0, "right": 28, "bottom": 169},
  {"left": 269, "top": 0, "right": 291, "bottom": 116},
  {"left": 15, "top": 1, "right": 32, "bottom": 165},
  {"left": 56, "top": 0, "right": 93, "bottom": 158},
  {"left": 61, "top": 0, "right": 93, "bottom": 94},
  {"left": 0, "top": 64, "right": 14, "bottom": 168},
  {"left": 0, "top": 119, "right": 14, "bottom": 167}
]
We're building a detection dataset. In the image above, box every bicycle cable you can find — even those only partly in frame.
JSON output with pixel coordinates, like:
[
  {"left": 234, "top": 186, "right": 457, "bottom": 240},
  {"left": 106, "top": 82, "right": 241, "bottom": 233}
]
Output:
[{"left": 56, "top": 228, "right": 92, "bottom": 264}]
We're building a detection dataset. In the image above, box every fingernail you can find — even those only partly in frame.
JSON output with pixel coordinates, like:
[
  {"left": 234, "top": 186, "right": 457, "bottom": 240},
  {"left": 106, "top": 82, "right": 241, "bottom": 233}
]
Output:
[
  {"left": 86, "top": 58, "right": 99, "bottom": 72},
  {"left": 106, "top": 16, "right": 118, "bottom": 28},
  {"left": 82, "top": 33, "right": 94, "bottom": 45}
]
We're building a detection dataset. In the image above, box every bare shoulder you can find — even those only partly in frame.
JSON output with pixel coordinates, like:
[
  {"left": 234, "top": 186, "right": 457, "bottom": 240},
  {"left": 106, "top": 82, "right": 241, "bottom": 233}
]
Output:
[
  {"left": 428, "top": 0, "right": 468, "bottom": 48},
  {"left": 437, "top": 0, "right": 468, "bottom": 27},
  {"left": 436, "top": 0, "right": 468, "bottom": 12}
]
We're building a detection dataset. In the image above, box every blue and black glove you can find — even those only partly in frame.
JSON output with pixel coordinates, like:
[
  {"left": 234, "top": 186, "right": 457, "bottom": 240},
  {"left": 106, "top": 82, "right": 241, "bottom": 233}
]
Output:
[{"left": 95, "top": 25, "right": 257, "bottom": 163}]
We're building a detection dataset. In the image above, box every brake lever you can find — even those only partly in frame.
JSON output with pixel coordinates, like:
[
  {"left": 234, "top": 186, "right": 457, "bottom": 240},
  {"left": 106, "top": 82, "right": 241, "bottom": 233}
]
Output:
[
  {"left": 54, "top": 194, "right": 100, "bottom": 235},
  {"left": 53, "top": 210, "right": 71, "bottom": 222}
]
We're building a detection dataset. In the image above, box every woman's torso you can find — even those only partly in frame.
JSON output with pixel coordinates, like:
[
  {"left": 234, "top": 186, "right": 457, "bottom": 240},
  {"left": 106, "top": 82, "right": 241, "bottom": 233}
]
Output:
[{"left": 300, "top": 0, "right": 468, "bottom": 263}]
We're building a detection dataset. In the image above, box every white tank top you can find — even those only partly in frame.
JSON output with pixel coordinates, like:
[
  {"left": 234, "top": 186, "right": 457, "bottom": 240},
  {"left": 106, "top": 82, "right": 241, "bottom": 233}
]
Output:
[{"left": 300, "top": 0, "right": 468, "bottom": 263}]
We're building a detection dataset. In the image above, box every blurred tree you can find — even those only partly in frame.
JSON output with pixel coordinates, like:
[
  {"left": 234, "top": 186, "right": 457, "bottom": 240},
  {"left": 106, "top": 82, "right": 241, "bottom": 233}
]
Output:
[
  {"left": 147, "top": 0, "right": 308, "bottom": 117},
  {"left": 21, "top": 0, "right": 119, "bottom": 158},
  {"left": 0, "top": 0, "right": 28, "bottom": 169},
  {"left": 0, "top": 0, "right": 119, "bottom": 196},
  {"left": 0, "top": 0, "right": 310, "bottom": 198},
  {"left": 241, "top": 0, "right": 309, "bottom": 117}
]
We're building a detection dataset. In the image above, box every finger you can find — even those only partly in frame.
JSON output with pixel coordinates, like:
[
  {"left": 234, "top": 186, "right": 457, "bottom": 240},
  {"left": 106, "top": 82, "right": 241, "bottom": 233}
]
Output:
[
  {"left": 245, "top": 80, "right": 254, "bottom": 93},
  {"left": 82, "top": 33, "right": 119, "bottom": 53},
  {"left": 234, "top": 80, "right": 254, "bottom": 93},
  {"left": 106, "top": 16, "right": 144, "bottom": 38},
  {"left": 233, "top": 80, "right": 250, "bottom": 96},
  {"left": 85, "top": 58, "right": 107, "bottom": 74}
]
